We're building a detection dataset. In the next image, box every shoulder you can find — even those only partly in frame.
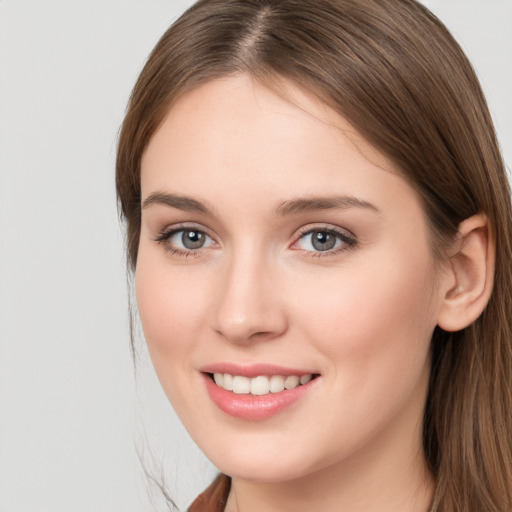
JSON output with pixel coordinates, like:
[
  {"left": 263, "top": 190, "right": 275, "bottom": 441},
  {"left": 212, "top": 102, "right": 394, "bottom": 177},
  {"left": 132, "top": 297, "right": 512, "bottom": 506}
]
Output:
[{"left": 188, "top": 474, "right": 231, "bottom": 512}]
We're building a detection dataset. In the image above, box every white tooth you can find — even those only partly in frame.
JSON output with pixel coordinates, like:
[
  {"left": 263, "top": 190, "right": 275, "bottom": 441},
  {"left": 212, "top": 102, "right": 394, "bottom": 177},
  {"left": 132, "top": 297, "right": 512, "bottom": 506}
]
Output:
[
  {"left": 299, "top": 374, "right": 312, "bottom": 385},
  {"left": 223, "top": 373, "right": 234, "bottom": 391},
  {"left": 269, "top": 375, "right": 285, "bottom": 393},
  {"left": 232, "top": 376, "right": 251, "bottom": 394},
  {"left": 284, "top": 375, "right": 300, "bottom": 389},
  {"left": 213, "top": 373, "right": 224, "bottom": 386},
  {"left": 251, "top": 376, "right": 270, "bottom": 396}
]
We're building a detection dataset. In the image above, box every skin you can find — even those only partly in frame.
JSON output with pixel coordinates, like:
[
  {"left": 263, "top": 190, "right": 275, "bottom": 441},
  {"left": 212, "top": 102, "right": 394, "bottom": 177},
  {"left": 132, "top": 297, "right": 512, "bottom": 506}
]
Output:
[{"left": 136, "top": 74, "right": 452, "bottom": 511}]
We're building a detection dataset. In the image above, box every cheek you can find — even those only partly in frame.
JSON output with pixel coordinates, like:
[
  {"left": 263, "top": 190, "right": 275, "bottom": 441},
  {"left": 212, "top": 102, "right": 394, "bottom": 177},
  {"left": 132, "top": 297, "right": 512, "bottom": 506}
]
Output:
[
  {"left": 135, "top": 251, "right": 207, "bottom": 365},
  {"left": 291, "top": 250, "right": 438, "bottom": 392},
  {"left": 281, "top": 255, "right": 438, "bottom": 460}
]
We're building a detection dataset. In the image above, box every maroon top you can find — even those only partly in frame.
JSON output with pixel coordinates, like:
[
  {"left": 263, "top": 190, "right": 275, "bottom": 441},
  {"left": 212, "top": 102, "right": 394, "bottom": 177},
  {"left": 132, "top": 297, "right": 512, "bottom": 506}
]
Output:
[{"left": 188, "top": 474, "right": 231, "bottom": 512}]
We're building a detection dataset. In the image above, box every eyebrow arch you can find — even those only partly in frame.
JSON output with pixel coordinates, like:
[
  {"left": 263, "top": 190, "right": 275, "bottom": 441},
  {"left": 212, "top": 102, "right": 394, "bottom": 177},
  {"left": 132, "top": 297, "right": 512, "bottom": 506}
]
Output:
[
  {"left": 275, "top": 195, "right": 380, "bottom": 216},
  {"left": 141, "top": 192, "right": 212, "bottom": 214}
]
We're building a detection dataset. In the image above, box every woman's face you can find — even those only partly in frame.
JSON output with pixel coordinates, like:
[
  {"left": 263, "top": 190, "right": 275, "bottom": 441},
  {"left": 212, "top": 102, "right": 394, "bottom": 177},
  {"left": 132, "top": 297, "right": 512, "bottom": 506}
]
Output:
[{"left": 137, "top": 74, "right": 449, "bottom": 482}]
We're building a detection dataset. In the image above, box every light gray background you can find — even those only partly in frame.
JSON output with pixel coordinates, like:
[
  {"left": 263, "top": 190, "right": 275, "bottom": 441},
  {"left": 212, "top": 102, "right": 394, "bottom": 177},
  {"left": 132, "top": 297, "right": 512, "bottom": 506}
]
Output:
[{"left": 0, "top": 1, "right": 510, "bottom": 511}]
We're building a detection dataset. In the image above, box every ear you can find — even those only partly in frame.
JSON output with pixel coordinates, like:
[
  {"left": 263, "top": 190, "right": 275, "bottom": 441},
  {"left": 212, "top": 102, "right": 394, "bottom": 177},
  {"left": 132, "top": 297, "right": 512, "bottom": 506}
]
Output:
[{"left": 437, "top": 214, "right": 495, "bottom": 332}]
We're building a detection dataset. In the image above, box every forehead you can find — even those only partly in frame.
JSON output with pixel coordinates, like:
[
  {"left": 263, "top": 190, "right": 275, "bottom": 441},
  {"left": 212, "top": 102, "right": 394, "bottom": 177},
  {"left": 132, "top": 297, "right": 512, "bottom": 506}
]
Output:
[{"left": 140, "top": 73, "right": 418, "bottom": 220}]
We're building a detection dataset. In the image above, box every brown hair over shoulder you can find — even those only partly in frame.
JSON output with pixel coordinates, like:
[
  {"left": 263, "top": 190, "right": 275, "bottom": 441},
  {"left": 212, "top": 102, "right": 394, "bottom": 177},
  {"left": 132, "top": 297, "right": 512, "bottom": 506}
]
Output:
[{"left": 116, "top": 1, "right": 512, "bottom": 510}]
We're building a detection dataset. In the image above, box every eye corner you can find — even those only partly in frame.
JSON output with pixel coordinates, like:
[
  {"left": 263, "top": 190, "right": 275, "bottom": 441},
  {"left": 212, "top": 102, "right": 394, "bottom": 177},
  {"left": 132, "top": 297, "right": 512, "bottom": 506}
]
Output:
[
  {"left": 153, "top": 223, "right": 218, "bottom": 258},
  {"left": 291, "top": 224, "right": 357, "bottom": 257}
]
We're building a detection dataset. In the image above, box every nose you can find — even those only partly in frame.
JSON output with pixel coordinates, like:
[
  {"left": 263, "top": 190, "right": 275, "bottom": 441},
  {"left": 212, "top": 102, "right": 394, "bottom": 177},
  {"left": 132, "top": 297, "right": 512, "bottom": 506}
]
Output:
[{"left": 211, "top": 249, "right": 288, "bottom": 344}]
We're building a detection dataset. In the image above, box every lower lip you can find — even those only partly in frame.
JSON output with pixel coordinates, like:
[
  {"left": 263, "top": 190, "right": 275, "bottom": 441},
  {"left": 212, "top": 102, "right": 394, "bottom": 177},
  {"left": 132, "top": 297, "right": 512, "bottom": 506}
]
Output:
[{"left": 203, "top": 374, "right": 317, "bottom": 421}]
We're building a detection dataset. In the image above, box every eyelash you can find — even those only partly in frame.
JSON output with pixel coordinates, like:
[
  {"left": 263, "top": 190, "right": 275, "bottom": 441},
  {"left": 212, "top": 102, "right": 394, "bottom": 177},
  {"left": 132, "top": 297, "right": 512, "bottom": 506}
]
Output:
[
  {"left": 153, "top": 224, "right": 215, "bottom": 258},
  {"left": 292, "top": 225, "right": 357, "bottom": 258},
  {"left": 153, "top": 224, "right": 357, "bottom": 258}
]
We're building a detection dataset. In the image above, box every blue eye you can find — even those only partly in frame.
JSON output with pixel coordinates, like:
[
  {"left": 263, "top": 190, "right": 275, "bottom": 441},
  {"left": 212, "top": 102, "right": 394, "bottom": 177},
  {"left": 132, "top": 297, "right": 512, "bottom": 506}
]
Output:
[
  {"left": 156, "top": 227, "right": 215, "bottom": 253},
  {"left": 295, "top": 228, "right": 356, "bottom": 253},
  {"left": 172, "top": 229, "right": 211, "bottom": 250}
]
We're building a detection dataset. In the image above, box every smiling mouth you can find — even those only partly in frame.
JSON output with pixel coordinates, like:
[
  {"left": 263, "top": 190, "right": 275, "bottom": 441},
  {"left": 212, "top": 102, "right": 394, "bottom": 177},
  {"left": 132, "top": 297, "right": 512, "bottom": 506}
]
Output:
[{"left": 209, "top": 372, "right": 319, "bottom": 396}]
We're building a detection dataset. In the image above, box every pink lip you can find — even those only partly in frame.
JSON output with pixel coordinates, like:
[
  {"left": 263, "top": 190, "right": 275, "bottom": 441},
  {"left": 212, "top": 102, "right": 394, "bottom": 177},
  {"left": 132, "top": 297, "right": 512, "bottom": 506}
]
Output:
[
  {"left": 200, "top": 363, "right": 315, "bottom": 378},
  {"left": 201, "top": 370, "right": 319, "bottom": 421}
]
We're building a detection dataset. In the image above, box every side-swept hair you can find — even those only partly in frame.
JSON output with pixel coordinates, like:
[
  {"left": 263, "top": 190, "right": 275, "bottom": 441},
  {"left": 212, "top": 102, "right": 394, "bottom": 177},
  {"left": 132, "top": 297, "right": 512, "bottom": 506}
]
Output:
[{"left": 116, "top": 1, "right": 512, "bottom": 509}]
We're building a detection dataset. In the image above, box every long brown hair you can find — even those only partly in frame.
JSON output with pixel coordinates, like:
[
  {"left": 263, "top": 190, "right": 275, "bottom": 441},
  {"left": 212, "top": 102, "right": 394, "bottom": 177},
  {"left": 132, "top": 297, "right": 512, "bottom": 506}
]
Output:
[{"left": 116, "top": 1, "right": 512, "bottom": 509}]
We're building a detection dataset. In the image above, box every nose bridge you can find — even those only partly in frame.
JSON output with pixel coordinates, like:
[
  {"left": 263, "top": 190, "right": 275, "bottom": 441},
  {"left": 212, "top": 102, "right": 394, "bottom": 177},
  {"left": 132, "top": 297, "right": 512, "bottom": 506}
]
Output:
[{"left": 212, "top": 242, "right": 287, "bottom": 343}]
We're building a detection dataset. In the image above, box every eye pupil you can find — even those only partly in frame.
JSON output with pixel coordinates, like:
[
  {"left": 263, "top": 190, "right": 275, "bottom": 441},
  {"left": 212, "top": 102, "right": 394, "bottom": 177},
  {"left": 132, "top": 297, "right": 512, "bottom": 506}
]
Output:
[
  {"left": 312, "top": 231, "right": 336, "bottom": 251},
  {"left": 182, "top": 230, "right": 205, "bottom": 249}
]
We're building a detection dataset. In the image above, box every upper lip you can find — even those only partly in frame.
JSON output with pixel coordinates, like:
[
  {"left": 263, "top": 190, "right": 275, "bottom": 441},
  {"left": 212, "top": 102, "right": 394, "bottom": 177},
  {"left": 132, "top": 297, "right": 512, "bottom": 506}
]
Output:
[{"left": 200, "top": 363, "right": 317, "bottom": 378}]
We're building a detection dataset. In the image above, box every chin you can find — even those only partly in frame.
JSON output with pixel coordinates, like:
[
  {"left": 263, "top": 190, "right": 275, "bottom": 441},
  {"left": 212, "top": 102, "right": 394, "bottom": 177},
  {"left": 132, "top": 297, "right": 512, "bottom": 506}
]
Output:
[
  {"left": 201, "top": 436, "right": 329, "bottom": 483},
  {"left": 218, "top": 458, "right": 312, "bottom": 483}
]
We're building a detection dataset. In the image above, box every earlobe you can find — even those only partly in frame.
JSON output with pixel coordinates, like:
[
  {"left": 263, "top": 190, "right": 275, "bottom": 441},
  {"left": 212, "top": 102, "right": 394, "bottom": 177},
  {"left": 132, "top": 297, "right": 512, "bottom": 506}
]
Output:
[{"left": 437, "top": 214, "right": 495, "bottom": 332}]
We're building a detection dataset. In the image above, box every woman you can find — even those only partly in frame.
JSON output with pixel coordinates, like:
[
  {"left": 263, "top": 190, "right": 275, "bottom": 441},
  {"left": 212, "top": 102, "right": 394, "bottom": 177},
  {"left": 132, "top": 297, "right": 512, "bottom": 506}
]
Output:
[{"left": 116, "top": 0, "right": 512, "bottom": 510}]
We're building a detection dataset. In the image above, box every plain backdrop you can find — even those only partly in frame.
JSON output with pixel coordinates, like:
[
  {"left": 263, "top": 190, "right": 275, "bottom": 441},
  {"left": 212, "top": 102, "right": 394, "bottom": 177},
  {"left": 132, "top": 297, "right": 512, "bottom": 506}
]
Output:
[{"left": 0, "top": 1, "right": 510, "bottom": 511}]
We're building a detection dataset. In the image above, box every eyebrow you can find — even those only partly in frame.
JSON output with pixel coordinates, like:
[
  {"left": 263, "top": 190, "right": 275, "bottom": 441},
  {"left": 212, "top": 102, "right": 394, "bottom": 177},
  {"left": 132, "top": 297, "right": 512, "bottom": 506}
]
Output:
[
  {"left": 141, "top": 192, "right": 213, "bottom": 214},
  {"left": 275, "top": 196, "right": 380, "bottom": 215},
  {"left": 141, "top": 192, "right": 379, "bottom": 217}
]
